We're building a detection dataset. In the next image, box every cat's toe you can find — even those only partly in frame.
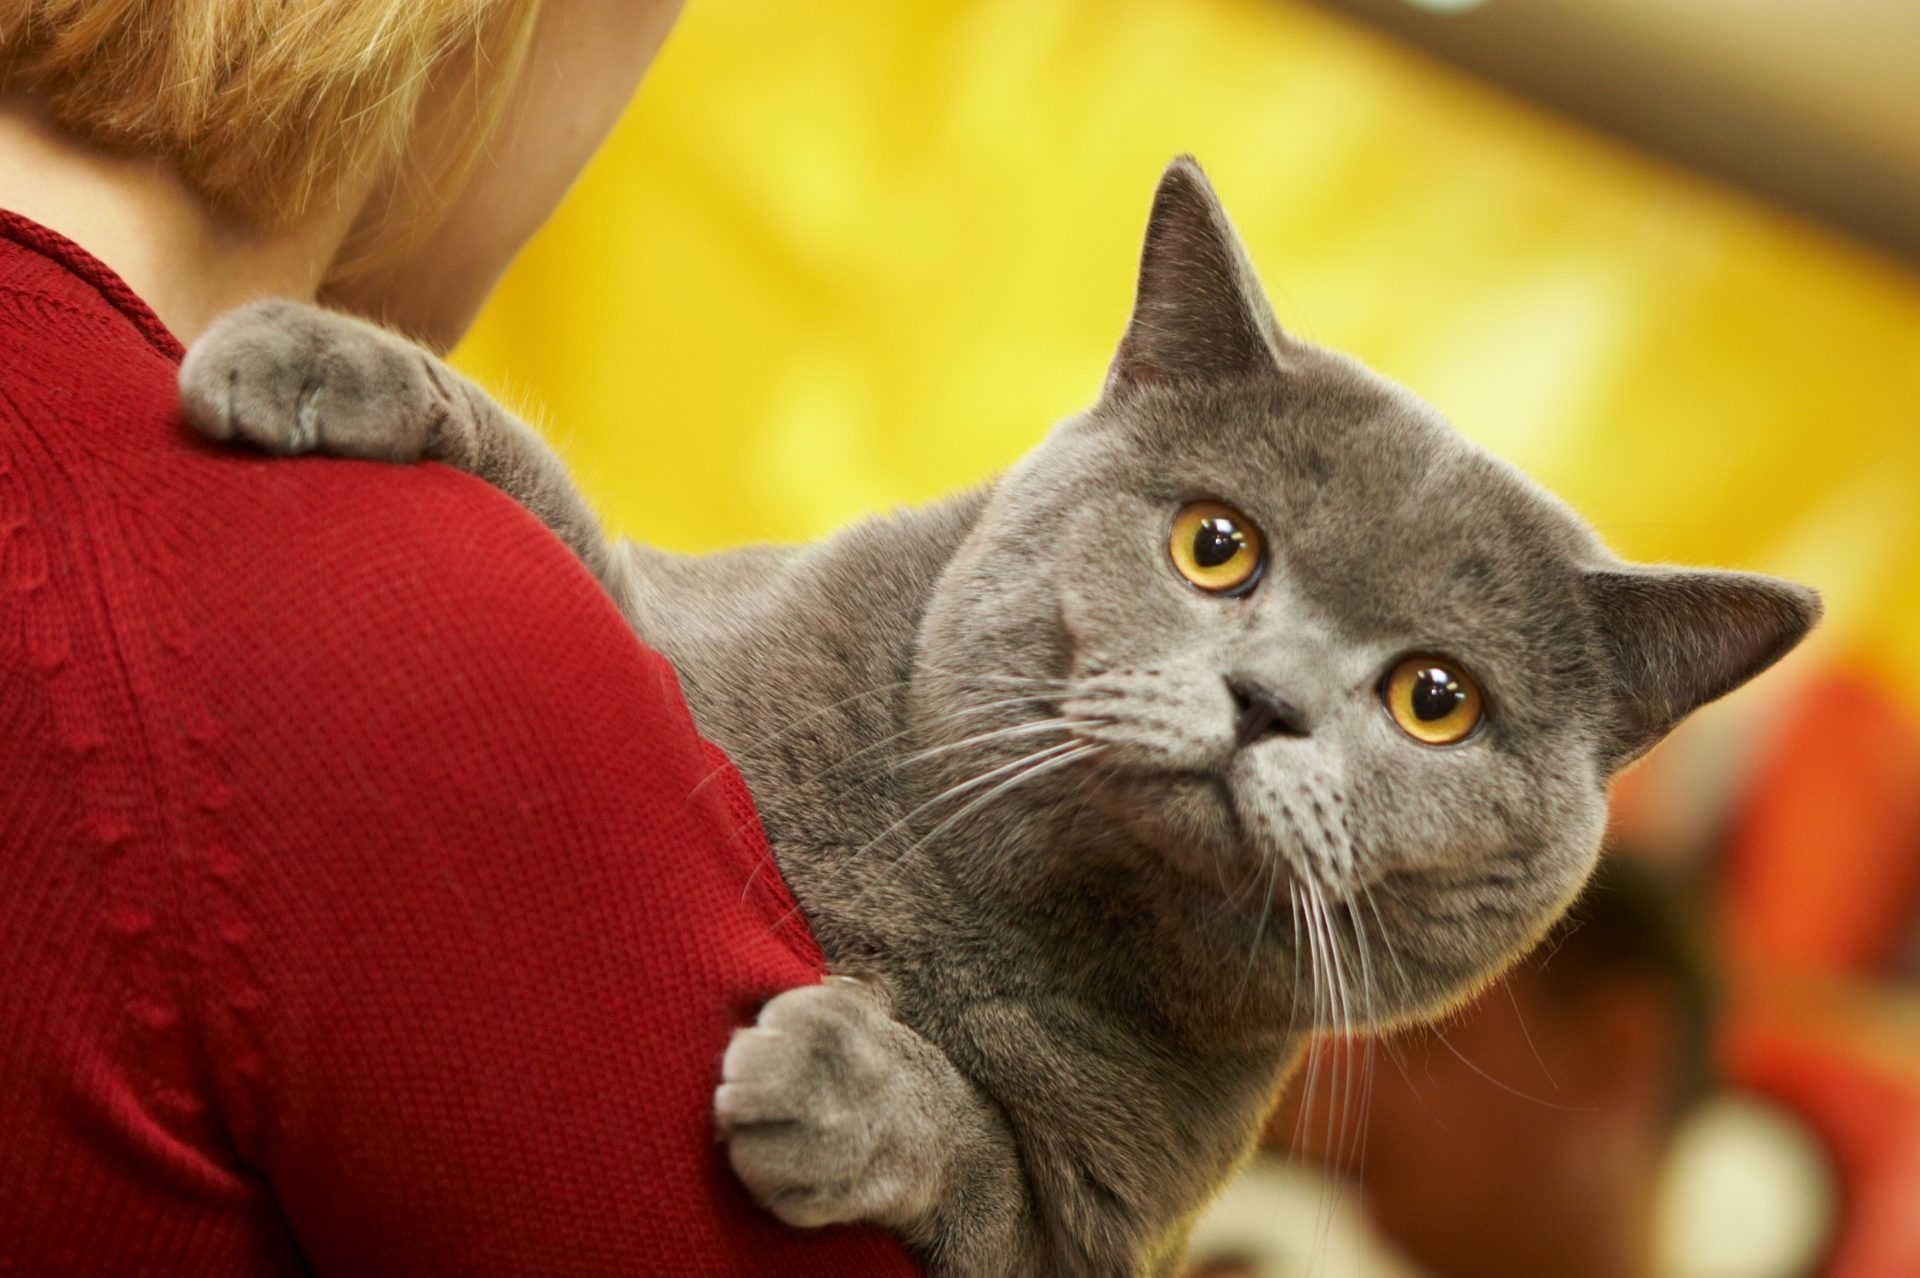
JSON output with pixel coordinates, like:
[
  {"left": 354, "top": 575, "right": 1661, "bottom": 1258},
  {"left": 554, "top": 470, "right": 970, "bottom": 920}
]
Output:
[
  {"left": 716, "top": 978, "right": 924, "bottom": 1230},
  {"left": 179, "top": 301, "right": 318, "bottom": 454},
  {"left": 179, "top": 300, "right": 440, "bottom": 462}
]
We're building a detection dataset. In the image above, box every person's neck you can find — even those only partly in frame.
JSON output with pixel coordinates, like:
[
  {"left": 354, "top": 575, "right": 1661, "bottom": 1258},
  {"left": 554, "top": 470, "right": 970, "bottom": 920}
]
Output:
[{"left": 0, "top": 96, "right": 362, "bottom": 346}]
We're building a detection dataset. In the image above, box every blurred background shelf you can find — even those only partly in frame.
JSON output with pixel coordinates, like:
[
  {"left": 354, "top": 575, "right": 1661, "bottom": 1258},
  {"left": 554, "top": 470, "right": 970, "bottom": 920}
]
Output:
[{"left": 1311, "top": 0, "right": 1920, "bottom": 265}]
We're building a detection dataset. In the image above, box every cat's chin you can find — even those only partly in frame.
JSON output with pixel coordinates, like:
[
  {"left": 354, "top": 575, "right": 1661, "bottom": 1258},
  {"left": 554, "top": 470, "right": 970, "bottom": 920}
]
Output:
[{"left": 1091, "top": 769, "right": 1280, "bottom": 895}]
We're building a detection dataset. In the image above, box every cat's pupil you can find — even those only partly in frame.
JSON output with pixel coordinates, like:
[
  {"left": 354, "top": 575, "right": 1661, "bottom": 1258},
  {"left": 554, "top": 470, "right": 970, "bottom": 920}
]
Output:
[
  {"left": 1411, "top": 669, "right": 1463, "bottom": 721},
  {"left": 1192, "top": 519, "right": 1242, "bottom": 568}
]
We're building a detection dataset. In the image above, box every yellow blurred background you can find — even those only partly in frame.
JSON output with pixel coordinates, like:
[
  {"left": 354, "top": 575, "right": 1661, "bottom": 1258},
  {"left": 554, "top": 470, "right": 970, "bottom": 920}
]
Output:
[
  {"left": 456, "top": 0, "right": 1920, "bottom": 712},
  {"left": 454, "top": 2, "right": 1920, "bottom": 1275}
]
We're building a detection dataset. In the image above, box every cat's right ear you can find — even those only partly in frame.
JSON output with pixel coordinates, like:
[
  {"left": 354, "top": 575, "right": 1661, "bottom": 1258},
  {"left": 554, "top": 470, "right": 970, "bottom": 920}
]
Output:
[{"left": 1105, "top": 156, "right": 1286, "bottom": 398}]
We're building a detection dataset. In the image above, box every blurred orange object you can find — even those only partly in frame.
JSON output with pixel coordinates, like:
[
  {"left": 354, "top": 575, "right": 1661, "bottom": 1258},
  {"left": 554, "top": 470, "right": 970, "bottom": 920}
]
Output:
[
  {"left": 1719, "top": 666, "right": 1920, "bottom": 978},
  {"left": 1707, "top": 662, "right": 1920, "bottom": 1276},
  {"left": 1722, "top": 974, "right": 1920, "bottom": 1278}
]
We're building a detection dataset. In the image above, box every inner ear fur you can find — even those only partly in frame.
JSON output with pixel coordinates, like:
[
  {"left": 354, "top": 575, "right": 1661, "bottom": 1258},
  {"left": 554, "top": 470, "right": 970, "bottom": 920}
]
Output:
[{"left": 1587, "top": 566, "right": 1821, "bottom": 769}]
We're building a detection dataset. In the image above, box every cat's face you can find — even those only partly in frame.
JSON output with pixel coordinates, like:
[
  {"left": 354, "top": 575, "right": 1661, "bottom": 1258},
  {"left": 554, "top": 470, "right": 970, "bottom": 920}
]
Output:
[{"left": 912, "top": 159, "right": 1816, "bottom": 1029}]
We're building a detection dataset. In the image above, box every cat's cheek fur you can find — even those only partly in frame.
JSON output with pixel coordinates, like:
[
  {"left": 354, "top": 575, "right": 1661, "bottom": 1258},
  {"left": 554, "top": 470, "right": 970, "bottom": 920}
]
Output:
[
  {"left": 1363, "top": 777, "right": 1608, "bottom": 1023},
  {"left": 1052, "top": 496, "right": 1197, "bottom": 653}
]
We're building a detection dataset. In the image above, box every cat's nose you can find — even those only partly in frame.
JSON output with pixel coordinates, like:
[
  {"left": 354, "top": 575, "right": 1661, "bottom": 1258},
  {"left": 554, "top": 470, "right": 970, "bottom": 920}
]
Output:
[{"left": 1226, "top": 676, "right": 1311, "bottom": 746}]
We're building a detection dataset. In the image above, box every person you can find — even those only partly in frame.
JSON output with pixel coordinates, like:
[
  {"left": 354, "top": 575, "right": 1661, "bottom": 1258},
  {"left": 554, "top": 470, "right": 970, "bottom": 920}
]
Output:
[{"left": 0, "top": 2, "right": 918, "bottom": 1273}]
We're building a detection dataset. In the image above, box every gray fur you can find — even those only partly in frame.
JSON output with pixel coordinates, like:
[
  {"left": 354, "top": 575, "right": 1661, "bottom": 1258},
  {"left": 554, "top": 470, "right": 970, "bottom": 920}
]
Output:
[{"left": 179, "top": 156, "right": 1820, "bottom": 1277}]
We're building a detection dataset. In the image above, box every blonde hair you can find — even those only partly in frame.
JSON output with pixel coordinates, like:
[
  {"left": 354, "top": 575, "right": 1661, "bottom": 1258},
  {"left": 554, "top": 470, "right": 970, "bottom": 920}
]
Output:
[{"left": 0, "top": 0, "right": 541, "bottom": 230}]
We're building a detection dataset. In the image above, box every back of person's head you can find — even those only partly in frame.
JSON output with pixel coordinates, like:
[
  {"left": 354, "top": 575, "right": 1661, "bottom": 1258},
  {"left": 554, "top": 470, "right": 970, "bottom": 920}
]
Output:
[{"left": 0, "top": 0, "right": 540, "bottom": 236}]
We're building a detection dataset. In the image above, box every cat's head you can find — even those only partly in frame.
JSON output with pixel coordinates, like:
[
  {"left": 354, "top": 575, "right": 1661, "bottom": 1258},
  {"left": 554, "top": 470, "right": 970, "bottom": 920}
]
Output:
[{"left": 913, "top": 158, "right": 1818, "bottom": 1028}]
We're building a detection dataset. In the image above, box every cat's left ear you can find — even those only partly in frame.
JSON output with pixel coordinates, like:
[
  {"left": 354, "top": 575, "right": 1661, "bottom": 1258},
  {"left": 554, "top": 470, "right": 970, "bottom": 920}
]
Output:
[
  {"left": 1105, "top": 156, "right": 1286, "bottom": 397},
  {"left": 1586, "top": 567, "right": 1821, "bottom": 770}
]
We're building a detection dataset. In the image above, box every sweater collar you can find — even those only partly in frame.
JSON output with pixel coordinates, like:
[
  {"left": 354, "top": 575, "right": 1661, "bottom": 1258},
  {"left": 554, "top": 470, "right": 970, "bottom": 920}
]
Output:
[{"left": 0, "top": 207, "right": 187, "bottom": 363}]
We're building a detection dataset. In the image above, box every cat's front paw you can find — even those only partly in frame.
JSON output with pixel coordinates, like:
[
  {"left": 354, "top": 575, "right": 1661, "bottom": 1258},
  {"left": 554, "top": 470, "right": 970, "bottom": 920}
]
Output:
[
  {"left": 716, "top": 976, "right": 948, "bottom": 1233},
  {"left": 179, "top": 300, "right": 446, "bottom": 462}
]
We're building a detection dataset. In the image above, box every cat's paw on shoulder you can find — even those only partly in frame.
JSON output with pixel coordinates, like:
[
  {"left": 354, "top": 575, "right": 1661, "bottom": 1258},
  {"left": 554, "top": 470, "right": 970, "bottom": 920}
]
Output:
[
  {"left": 179, "top": 300, "right": 445, "bottom": 463},
  {"left": 716, "top": 975, "right": 946, "bottom": 1234}
]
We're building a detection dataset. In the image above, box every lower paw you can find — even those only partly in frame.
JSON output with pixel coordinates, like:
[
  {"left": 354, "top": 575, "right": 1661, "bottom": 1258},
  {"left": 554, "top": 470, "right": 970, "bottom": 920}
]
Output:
[
  {"left": 715, "top": 976, "right": 946, "bottom": 1231},
  {"left": 179, "top": 300, "right": 445, "bottom": 461}
]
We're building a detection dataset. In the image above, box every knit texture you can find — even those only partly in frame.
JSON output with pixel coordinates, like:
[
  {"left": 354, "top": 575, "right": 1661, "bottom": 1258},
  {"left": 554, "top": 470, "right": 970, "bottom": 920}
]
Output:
[{"left": 0, "top": 210, "right": 919, "bottom": 1277}]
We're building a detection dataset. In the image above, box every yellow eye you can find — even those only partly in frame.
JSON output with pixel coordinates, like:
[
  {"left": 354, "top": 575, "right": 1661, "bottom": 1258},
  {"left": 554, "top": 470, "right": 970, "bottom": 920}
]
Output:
[
  {"left": 1383, "top": 656, "right": 1484, "bottom": 745},
  {"left": 1168, "top": 501, "right": 1265, "bottom": 595}
]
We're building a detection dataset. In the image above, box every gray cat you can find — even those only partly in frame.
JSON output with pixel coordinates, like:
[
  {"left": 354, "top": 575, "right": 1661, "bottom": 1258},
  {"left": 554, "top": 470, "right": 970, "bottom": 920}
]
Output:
[{"left": 178, "top": 157, "right": 1818, "bottom": 1277}]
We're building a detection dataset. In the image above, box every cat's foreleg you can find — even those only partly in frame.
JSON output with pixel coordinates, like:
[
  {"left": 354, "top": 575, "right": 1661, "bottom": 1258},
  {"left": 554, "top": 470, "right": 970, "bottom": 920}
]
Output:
[
  {"left": 717, "top": 976, "right": 1047, "bottom": 1276},
  {"left": 178, "top": 300, "right": 638, "bottom": 616}
]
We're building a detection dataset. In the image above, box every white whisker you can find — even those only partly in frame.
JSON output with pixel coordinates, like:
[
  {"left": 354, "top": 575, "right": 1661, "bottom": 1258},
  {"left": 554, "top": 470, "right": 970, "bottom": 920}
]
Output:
[
  {"left": 892, "top": 716, "right": 1106, "bottom": 771},
  {"left": 802, "top": 692, "right": 1070, "bottom": 784},
  {"left": 861, "top": 741, "right": 1107, "bottom": 897},
  {"left": 1306, "top": 881, "right": 1351, "bottom": 1269},
  {"left": 1233, "top": 853, "right": 1281, "bottom": 1006},
  {"left": 690, "top": 677, "right": 912, "bottom": 797},
  {"left": 840, "top": 738, "right": 1086, "bottom": 872}
]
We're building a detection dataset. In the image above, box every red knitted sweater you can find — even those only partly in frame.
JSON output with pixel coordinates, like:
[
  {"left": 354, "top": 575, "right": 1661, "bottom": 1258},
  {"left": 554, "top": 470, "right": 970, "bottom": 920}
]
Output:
[{"left": 0, "top": 211, "right": 918, "bottom": 1277}]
